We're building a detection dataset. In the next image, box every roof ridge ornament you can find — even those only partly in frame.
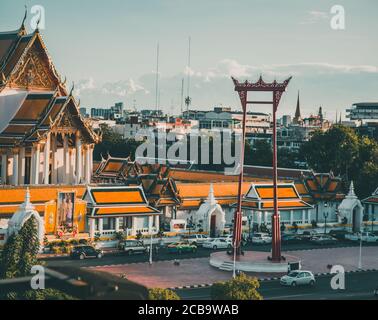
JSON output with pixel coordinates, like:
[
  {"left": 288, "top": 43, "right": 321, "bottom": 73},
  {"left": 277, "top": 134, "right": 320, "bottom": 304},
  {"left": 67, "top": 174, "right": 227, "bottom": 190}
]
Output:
[
  {"left": 69, "top": 82, "right": 75, "bottom": 96},
  {"left": 20, "top": 5, "right": 28, "bottom": 33}
]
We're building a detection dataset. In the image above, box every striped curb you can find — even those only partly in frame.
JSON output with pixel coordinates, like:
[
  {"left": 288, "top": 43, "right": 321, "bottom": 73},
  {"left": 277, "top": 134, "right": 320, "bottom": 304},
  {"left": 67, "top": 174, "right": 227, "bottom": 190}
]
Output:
[
  {"left": 170, "top": 284, "right": 213, "bottom": 290},
  {"left": 170, "top": 269, "right": 378, "bottom": 290}
]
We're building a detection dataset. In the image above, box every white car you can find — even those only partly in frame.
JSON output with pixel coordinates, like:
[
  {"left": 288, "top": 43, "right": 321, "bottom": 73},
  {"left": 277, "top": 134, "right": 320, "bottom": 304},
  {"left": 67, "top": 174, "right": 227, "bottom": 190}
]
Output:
[
  {"left": 345, "top": 232, "right": 378, "bottom": 242},
  {"left": 252, "top": 233, "right": 272, "bottom": 244},
  {"left": 181, "top": 234, "right": 210, "bottom": 246},
  {"left": 203, "top": 238, "right": 232, "bottom": 250},
  {"left": 280, "top": 270, "right": 316, "bottom": 287}
]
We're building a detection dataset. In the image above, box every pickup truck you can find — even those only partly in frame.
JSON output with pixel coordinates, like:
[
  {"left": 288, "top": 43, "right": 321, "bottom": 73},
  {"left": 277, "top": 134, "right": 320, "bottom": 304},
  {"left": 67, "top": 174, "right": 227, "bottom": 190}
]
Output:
[{"left": 345, "top": 232, "right": 378, "bottom": 242}]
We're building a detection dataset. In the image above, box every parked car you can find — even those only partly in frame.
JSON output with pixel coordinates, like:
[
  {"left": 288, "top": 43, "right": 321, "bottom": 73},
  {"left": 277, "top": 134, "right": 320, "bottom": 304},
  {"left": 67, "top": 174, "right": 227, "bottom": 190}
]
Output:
[
  {"left": 328, "top": 229, "right": 350, "bottom": 240},
  {"left": 301, "top": 230, "right": 318, "bottom": 241},
  {"left": 345, "top": 232, "right": 378, "bottom": 242},
  {"left": 309, "top": 235, "right": 338, "bottom": 245},
  {"left": 167, "top": 241, "right": 197, "bottom": 254},
  {"left": 251, "top": 233, "right": 272, "bottom": 244},
  {"left": 70, "top": 245, "right": 103, "bottom": 260},
  {"left": 220, "top": 234, "right": 248, "bottom": 246},
  {"left": 203, "top": 238, "right": 232, "bottom": 250},
  {"left": 119, "top": 240, "right": 149, "bottom": 255},
  {"left": 374, "top": 286, "right": 378, "bottom": 297},
  {"left": 280, "top": 270, "right": 316, "bottom": 287},
  {"left": 181, "top": 234, "right": 209, "bottom": 246},
  {"left": 281, "top": 233, "right": 301, "bottom": 243}
]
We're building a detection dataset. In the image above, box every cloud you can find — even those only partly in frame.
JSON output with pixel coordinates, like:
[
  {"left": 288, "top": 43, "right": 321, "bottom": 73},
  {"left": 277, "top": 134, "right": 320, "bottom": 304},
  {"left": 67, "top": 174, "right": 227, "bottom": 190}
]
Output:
[
  {"left": 74, "top": 59, "right": 378, "bottom": 116},
  {"left": 74, "top": 77, "right": 95, "bottom": 95},
  {"left": 101, "top": 79, "right": 149, "bottom": 96}
]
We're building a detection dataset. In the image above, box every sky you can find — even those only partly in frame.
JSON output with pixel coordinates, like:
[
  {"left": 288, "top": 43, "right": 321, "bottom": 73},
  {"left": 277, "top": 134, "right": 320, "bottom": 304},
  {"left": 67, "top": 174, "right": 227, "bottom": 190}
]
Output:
[{"left": 1, "top": 0, "right": 378, "bottom": 119}]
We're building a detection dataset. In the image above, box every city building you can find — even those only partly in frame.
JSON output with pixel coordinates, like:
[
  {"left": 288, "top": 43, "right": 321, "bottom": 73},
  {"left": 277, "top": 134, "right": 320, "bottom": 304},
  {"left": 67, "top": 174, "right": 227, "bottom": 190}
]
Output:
[
  {"left": 346, "top": 102, "right": 378, "bottom": 123},
  {"left": 90, "top": 102, "right": 124, "bottom": 120}
]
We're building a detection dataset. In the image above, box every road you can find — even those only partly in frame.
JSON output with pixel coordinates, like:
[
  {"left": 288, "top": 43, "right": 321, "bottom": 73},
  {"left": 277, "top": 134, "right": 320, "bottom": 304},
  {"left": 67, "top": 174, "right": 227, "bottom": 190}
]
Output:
[
  {"left": 42, "top": 241, "right": 377, "bottom": 268},
  {"left": 175, "top": 271, "right": 378, "bottom": 300}
]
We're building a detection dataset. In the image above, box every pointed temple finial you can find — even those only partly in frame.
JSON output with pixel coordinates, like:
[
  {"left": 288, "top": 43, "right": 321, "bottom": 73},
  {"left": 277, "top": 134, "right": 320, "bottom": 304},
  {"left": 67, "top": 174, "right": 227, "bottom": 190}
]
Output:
[
  {"left": 348, "top": 181, "right": 356, "bottom": 197},
  {"left": 20, "top": 187, "right": 35, "bottom": 211},
  {"left": 207, "top": 183, "right": 216, "bottom": 206}
]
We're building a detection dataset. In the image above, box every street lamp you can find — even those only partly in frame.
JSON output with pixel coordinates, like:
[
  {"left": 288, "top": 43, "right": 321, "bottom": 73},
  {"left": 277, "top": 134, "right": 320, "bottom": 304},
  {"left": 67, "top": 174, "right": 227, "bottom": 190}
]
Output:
[
  {"left": 323, "top": 203, "right": 329, "bottom": 235},
  {"left": 232, "top": 239, "right": 238, "bottom": 279},
  {"left": 371, "top": 210, "right": 375, "bottom": 233},
  {"left": 248, "top": 215, "right": 252, "bottom": 242},
  {"left": 149, "top": 231, "right": 153, "bottom": 265},
  {"left": 358, "top": 232, "right": 363, "bottom": 270}
]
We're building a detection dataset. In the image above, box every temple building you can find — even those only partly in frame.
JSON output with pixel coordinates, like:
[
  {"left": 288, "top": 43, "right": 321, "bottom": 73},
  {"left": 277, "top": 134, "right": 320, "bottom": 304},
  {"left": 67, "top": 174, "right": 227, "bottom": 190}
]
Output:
[
  {"left": 93, "top": 157, "right": 346, "bottom": 229},
  {"left": 0, "top": 21, "right": 99, "bottom": 186},
  {"left": 0, "top": 21, "right": 162, "bottom": 243},
  {"left": 237, "top": 183, "right": 313, "bottom": 226}
]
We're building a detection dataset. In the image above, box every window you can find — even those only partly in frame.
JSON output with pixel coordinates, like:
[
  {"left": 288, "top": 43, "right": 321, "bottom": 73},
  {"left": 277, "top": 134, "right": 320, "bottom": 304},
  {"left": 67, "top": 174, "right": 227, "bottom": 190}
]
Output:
[{"left": 102, "top": 218, "right": 115, "bottom": 230}]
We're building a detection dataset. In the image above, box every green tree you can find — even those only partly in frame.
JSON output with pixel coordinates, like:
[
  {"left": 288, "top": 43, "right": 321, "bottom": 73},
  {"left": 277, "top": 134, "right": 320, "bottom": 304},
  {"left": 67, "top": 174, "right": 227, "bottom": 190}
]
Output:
[
  {"left": 148, "top": 288, "right": 181, "bottom": 300},
  {"left": 245, "top": 140, "right": 272, "bottom": 166},
  {"left": 0, "top": 233, "right": 23, "bottom": 278},
  {"left": 301, "top": 126, "right": 360, "bottom": 179},
  {"left": 211, "top": 273, "right": 263, "bottom": 300},
  {"left": 17, "top": 217, "right": 40, "bottom": 276},
  {"left": 301, "top": 125, "right": 378, "bottom": 198},
  {"left": 93, "top": 124, "right": 143, "bottom": 161},
  {"left": 0, "top": 216, "right": 40, "bottom": 278},
  {"left": 3, "top": 289, "right": 76, "bottom": 300}
]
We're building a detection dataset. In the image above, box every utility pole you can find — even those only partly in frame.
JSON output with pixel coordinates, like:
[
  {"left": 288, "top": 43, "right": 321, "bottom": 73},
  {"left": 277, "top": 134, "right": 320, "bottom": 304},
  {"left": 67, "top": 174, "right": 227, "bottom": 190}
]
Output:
[
  {"left": 155, "top": 42, "right": 160, "bottom": 113},
  {"left": 185, "top": 36, "right": 191, "bottom": 119},
  {"left": 180, "top": 78, "right": 184, "bottom": 116}
]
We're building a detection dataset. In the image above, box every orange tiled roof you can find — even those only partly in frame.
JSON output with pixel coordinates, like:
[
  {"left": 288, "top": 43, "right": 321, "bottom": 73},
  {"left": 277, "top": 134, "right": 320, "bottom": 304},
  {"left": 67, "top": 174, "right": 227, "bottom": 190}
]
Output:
[
  {"left": 85, "top": 186, "right": 160, "bottom": 217},
  {"left": 255, "top": 185, "right": 298, "bottom": 199},
  {"left": 0, "top": 185, "right": 86, "bottom": 215},
  {"left": 169, "top": 169, "right": 263, "bottom": 183}
]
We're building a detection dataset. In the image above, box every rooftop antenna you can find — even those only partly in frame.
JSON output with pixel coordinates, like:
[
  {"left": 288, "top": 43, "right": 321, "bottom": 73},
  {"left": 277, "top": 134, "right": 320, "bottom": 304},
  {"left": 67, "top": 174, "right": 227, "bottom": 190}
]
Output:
[
  {"left": 180, "top": 78, "right": 184, "bottom": 116},
  {"left": 155, "top": 42, "right": 160, "bottom": 113},
  {"left": 184, "top": 36, "right": 192, "bottom": 118}
]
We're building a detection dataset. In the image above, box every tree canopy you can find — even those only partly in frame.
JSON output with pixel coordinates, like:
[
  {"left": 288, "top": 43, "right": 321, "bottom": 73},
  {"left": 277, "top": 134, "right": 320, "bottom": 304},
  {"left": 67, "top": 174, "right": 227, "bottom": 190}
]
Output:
[
  {"left": 0, "top": 216, "right": 39, "bottom": 279},
  {"left": 301, "top": 125, "right": 378, "bottom": 198},
  {"left": 93, "top": 124, "right": 143, "bottom": 161},
  {"left": 211, "top": 272, "right": 263, "bottom": 300},
  {"left": 148, "top": 288, "right": 181, "bottom": 300}
]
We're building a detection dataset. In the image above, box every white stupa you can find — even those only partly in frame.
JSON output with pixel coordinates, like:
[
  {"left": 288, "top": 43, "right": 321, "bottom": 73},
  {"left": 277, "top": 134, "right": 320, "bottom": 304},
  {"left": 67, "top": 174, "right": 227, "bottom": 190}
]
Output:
[
  {"left": 338, "top": 181, "right": 364, "bottom": 232},
  {"left": 196, "top": 184, "right": 226, "bottom": 237},
  {"left": 7, "top": 188, "right": 44, "bottom": 244}
]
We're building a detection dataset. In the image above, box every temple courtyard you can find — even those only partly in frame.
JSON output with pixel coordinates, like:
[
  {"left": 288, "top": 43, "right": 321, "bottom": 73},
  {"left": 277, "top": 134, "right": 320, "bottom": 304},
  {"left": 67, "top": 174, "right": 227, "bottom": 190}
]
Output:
[{"left": 85, "top": 246, "right": 378, "bottom": 289}]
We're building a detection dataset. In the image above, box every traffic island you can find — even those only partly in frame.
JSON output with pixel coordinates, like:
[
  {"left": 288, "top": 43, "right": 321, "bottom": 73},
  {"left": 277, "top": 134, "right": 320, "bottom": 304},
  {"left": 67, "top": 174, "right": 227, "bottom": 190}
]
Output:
[{"left": 209, "top": 251, "right": 300, "bottom": 273}]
